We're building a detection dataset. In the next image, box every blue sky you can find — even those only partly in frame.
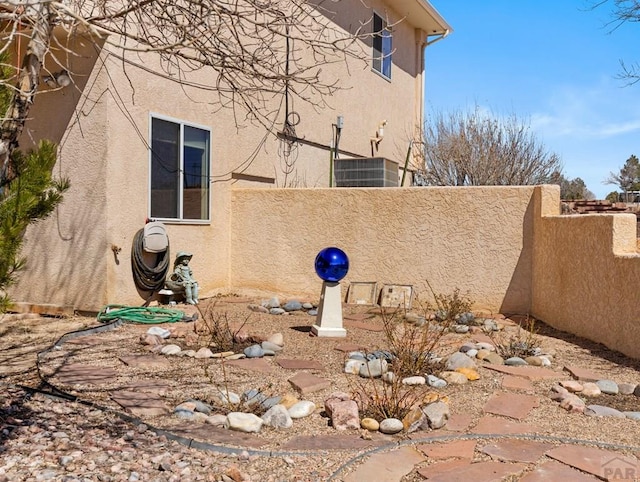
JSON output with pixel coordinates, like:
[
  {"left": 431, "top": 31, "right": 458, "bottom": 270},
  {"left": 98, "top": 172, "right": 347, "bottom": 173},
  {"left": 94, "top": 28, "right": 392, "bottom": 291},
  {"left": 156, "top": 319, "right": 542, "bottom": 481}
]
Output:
[{"left": 425, "top": 1, "right": 639, "bottom": 199}]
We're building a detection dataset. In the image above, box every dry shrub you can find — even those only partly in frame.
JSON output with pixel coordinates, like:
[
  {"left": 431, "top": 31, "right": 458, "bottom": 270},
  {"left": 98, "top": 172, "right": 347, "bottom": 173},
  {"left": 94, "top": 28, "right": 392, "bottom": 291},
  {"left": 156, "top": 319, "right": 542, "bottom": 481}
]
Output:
[
  {"left": 349, "top": 292, "right": 457, "bottom": 421},
  {"left": 489, "top": 316, "right": 540, "bottom": 359},
  {"left": 195, "top": 300, "right": 251, "bottom": 352}
]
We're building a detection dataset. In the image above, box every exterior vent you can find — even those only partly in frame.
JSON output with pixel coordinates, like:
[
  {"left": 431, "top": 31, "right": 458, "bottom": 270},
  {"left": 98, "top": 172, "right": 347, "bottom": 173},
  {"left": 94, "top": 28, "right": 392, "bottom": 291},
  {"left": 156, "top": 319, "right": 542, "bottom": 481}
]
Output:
[{"left": 334, "top": 157, "right": 399, "bottom": 187}]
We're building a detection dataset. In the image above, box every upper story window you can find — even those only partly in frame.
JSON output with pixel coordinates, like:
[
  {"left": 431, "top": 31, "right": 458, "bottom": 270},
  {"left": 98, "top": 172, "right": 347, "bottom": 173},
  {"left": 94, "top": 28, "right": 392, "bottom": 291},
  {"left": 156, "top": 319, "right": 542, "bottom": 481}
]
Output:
[
  {"left": 372, "top": 12, "right": 392, "bottom": 79},
  {"left": 149, "top": 115, "right": 211, "bottom": 222}
]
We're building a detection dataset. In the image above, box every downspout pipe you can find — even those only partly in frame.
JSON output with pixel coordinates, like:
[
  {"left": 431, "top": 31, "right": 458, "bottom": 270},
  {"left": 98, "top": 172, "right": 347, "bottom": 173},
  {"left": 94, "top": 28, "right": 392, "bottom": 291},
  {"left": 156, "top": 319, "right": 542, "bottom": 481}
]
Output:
[{"left": 421, "top": 29, "right": 450, "bottom": 133}]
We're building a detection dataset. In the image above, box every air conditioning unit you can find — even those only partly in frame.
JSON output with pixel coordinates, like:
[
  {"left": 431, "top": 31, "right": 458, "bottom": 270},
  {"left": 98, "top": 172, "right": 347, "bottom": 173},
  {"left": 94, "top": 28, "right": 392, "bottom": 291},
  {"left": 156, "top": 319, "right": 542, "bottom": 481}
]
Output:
[{"left": 334, "top": 157, "right": 399, "bottom": 187}]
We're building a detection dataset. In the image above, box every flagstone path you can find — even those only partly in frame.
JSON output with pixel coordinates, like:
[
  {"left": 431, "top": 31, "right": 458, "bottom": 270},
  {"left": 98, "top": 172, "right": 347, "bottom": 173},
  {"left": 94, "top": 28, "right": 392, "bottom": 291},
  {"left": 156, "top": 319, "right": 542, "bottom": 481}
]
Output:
[{"left": 5, "top": 317, "right": 640, "bottom": 482}]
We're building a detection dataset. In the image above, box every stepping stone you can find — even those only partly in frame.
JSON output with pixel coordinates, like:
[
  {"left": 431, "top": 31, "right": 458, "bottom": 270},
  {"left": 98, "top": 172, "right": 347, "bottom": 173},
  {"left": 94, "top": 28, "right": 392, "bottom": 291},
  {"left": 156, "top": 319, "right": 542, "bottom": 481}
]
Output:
[
  {"left": 564, "top": 365, "right": 608, "bottom": 382},
  {"left": 281, "top": 434, "right": 386, "bottom": 450},
  {"left": 65, "top": 335, "right": 104, "bottom": 346},
  {"left": 444, "top": 413, "right": 473, "bottom": 432},
  {"left": 224, "top": 357, "right": 272, "bottom": 374},
  {"left": 483, "top": 392, "right": 540, "bottom": 420},
  {"left": 482, "top": 364, "right": 559, "bottom": 380},
  {"left": 119, "top": 355, "right": 171, "bottom": 369},
  {"left": 56, "top": 364, "right": 118, "bottom": 385},
  {"left": 343, "top": 446, "right": 425, "bottom": 482},
  {"left": 276, "top": 358, "right": 324, "bottom": 370},
  {"left": 171, "top": 424, "right": 267, "bottom": 448},
  {"left": 343, "top": 313, "right": 376, "bottom": 321},
  {"left": 502, "top": 375, "right": 534, "bottom": 391},
  {"left": 422, "top": 461, "right": 527, "bottom": 482},
  {"left": 481, "top": 439, "right": 553, "bottom": 463},
  {"left": 471, "top": 416, "right": 541, "bottom": 435},
  {"left": 334, "top": 343, "right": 366, "bottom": 352},
  {"left": 288, "top": 372, "right": 331, "bottom": 394},
  {"left": 520, "top": 460, "right": 600, "bottom": 481},
  {"left": 110, "top": 390, "right": 170, "bottom": 417},
  {"left": 343, "top": 319, "right": 384, "bottom": 332},
  {"left": 417, "top": 440, "right": 476, "bottom": 459},
  {"left": 417, "top": 459, "right": 471, "bottom": 479},
  {"left": 119, "top": 380, "right": 171, "bottom": 395},
  {"left": 546, "top": 445, "right": 640, "bottom": 481}
]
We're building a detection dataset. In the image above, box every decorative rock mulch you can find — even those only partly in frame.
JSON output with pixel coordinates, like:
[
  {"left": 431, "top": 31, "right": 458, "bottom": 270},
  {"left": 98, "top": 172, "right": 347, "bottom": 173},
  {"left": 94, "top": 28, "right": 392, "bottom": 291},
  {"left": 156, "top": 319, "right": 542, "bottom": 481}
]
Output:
[{"left": 550, "top": 375, "right": 640, "bottom": 419}]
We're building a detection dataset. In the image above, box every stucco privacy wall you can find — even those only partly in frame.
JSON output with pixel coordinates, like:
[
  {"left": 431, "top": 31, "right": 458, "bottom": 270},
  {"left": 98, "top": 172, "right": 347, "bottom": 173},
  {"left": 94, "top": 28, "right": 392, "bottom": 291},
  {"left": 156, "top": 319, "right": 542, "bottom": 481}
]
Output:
[
  {"left": 531, "top": 186, "right": 640, "bottom": 359},
  {"left": 229, "top": 185, "right": 537, "bottom": 313}
]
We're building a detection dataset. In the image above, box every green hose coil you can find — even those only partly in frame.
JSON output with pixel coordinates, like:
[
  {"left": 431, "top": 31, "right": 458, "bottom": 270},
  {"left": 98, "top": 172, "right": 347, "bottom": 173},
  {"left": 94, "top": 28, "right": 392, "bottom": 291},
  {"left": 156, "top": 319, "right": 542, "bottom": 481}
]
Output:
[{"left": 97, "top": 305, "right": 185, "bottom": 324}]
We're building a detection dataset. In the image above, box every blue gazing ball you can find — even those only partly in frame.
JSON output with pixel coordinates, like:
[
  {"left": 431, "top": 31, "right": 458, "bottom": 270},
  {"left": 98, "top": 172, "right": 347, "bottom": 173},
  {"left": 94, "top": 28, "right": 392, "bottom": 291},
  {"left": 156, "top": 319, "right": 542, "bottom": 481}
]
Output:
[{"left": 315, "top": 247, "right": 349, "bottom": 282}]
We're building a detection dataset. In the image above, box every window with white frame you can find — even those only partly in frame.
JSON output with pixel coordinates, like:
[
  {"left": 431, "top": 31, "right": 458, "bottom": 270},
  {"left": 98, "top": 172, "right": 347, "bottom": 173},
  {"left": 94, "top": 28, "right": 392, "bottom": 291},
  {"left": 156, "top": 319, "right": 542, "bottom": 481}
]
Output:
[
  {"left": 372, "top": 12, "right": 392, "bottom": 79},
  {"left": 150, "top": 115, "right": 211, "bottom": 221}
]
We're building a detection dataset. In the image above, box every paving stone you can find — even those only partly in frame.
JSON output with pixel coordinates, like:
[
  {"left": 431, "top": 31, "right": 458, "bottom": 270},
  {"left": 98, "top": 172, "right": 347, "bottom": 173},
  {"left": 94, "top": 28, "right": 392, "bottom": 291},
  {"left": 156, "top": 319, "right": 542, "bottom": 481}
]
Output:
[
  {"left": 483, "top": 392, "right": 540, "bottom": 420},
  {"left": 519, "top": 460, "right": 600, "bottom": 481},
  {"left": 56, "top": 364, "right": 118, "bottom": 385},
  {"left": 110, "top": 390, "right": 170, "bottom": 417},
  {"left": 65, "top": 335, "right": 105, "bottom": 346},
  {"left": 343, "top": 313, "right": 376, "bottom": 321},
  {"left": 417, "top": 440, "right": 476, "bottom": 459},
  {"left": 422, "top": 461, "right": 527, "bottom": 482},
  {"left": 482, "top": 364, "right": 559, "bottom": 380},
  {"left": 343, "top": 319, "right": 384, "bottom": 332},
  {"left": 281, "top": 434, "right": 387, "bottom": 450},
  {"left": 223, "top": 357, "right": 273, "bottom": 373},
  {"left": 416, "top": 459, "right": 471, "bottom": 479},
  {"left": 502, "top": 375, "right": 535, "bottom": 391},
  {"left": 119, "top": 380, "right": 171, "bottom": 395},
  {"left": 119, "top": 355, "right": 171, "bottom": 369},
  {"left": 444, "top": 413, "right": 473, "bottom": 432},
  {"left": 343, "top": 446, "right": 425, "bottom": 482},
  {"left": 471, "top": 415, "right": 541, "bottom": 435},
  {"left": 288, "top": 372, "right": 331, "bottom": 394},
  {"left": 481, "top": 439, "right": 554, "bottom": 463},
  {"left": 563, "top": 365, "right": 607, "bottom": 382},
  {"left": 334, "top": 342, "right": 366, "bottom": 352},
  {"left": 276, "top": 358, "right": 324, "bottom": 370},
  {"left": 546, "top": 444, "right": 640, "bottom": 481}
]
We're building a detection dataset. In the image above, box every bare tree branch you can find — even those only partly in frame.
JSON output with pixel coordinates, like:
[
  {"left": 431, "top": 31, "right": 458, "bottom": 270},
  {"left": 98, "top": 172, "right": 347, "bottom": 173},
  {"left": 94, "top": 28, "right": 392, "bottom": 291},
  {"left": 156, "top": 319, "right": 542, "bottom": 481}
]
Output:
[
  {"left": 0, "top": 0, "right": 379, "bottom": 186},
  {"left": 417, "top": 106, "right": 562, "bottom": 187}
]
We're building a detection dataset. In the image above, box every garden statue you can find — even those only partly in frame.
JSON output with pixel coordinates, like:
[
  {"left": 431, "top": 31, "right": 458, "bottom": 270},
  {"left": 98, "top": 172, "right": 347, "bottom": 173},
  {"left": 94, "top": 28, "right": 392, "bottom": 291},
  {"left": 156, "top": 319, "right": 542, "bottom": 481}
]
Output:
[{"left": 166, "top": 251, "right": 199, "bottom": 305}]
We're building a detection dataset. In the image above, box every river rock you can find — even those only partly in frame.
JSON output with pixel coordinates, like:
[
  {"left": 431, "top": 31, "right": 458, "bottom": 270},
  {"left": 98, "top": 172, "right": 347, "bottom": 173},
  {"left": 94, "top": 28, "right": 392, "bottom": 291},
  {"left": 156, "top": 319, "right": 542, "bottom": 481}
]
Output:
[
  {"left": 445, "top": 352, "right": 477, "bottom": 370},
  {"left": 359, "top": 359, "right": 388, "bottom": 378},
  {"left": 427, "top": 375, "right": 447, "bottom": 388},
  {"left": 422, "top": 401, "right": 449, "bottom": 429},
  {"left": 595, "top": 379, "right": 619, "bottom": 395},
  {"left": 261, "top": 405, "right": 293, "bottom": 429},
  {"left": 161, "top": 344, "right": 182, "bottom": 355},
  {"left": 283, "top": 300, "right": 303, "bottom": 312},
  {"left": 585, "top": 405, "right": 625, "bottom": 418},
  {"left": 402, "top": 376, "right": 426, "bottom": 386},
  {"left": 288, "top": 401, "right": 316, "bottom": 419},
  {"left": 361, "top": 418, "right": 380, "bottom": 431},
  {"left": 581, "top": 382, "right": 601, "bottom": 397},
  {"left": 244, "top": 344, "right": 265, "bottom": 358},
  {"left": 379, "top": 418, "right": 403, "bottom": 434},
  {"left": 227, "top": 412, "right": 264, "bottom": 432}
]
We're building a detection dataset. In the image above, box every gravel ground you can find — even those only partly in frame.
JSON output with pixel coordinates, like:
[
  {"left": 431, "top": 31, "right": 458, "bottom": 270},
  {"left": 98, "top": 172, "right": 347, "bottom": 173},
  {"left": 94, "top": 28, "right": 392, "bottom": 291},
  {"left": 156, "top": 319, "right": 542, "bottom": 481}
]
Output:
[{"left": 2, "top": 297, "right": 640, "bottom": 481}]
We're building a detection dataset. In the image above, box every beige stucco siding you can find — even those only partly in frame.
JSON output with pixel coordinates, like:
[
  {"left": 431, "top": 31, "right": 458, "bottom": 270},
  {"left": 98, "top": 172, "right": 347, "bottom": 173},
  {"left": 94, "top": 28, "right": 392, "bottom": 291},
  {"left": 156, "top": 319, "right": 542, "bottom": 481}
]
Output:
[
  {"left": 230, "top": 186, "right": 535, "bottom": 313},
  {"left": 532, "top": 188, "right": 640, "bottom": 358}
]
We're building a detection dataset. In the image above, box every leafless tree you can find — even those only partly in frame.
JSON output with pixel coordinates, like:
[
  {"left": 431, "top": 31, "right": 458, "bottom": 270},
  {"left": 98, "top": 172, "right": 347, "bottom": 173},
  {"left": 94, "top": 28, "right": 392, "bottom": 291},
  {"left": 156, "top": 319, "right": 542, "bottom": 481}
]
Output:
[
  {"left": 417, "top": 106, "right": 562, "bottom": 186},
  {"left": 0, "top": 0, "right": 376, "bottom": 187},
  {"left": 590, "top": 0, "right": 640, "bottom": 85}
]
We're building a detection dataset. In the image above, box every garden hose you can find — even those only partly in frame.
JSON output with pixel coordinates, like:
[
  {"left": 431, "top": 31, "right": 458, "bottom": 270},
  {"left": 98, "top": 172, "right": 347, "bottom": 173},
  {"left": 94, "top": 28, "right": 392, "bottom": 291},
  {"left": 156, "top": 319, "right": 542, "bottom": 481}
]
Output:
[
  {"left": 130, "top": 228, "right": 170, "bottom": 293},
  {"left": 97, "top": 304, "right": 185, "bottom": 324}
]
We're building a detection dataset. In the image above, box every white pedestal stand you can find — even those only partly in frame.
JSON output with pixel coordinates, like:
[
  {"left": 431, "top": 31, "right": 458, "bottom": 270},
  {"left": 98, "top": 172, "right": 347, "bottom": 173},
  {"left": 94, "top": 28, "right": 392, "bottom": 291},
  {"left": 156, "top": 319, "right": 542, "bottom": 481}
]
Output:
[{"left": 311, "top": 281, "right": 347, "bottom": 337}]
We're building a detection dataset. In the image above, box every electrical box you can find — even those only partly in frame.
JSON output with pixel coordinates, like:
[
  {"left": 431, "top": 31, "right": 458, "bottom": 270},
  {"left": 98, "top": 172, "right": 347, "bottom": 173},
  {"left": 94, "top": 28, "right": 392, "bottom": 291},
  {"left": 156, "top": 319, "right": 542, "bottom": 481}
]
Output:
[{"left": 334, "top": 157, "right": 399, "bottom": 187}]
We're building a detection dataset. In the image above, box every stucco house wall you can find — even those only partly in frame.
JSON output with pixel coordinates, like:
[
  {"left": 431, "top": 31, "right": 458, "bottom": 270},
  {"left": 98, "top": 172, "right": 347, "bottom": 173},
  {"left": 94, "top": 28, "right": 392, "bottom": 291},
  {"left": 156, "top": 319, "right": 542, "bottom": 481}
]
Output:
[{"left": 10, "top": 1, "right": 449, "bottom": 311}]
